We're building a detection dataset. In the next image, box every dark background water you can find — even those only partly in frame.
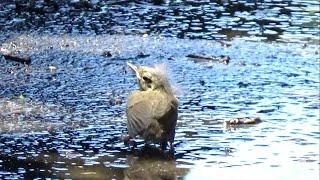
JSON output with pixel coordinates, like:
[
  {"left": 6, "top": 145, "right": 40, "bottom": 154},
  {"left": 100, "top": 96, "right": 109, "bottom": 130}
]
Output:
[
  {"left": 1, "top": 0, "right": 319, "bottom": 42},
  {"left": 0, "top": 0, "right": 319, "bottom": 179}
]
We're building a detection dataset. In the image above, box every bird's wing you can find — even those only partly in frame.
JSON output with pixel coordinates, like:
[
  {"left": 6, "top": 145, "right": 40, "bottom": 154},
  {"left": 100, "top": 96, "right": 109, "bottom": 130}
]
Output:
[
  {"left": 126, "top": 91, "right": 154, "bottom": 137},
  {"left": 151, "top": 92, "right": 178, "bottom": 123},
  {"left": 126, "top": 91, "right": 177, "bottom": 138}
]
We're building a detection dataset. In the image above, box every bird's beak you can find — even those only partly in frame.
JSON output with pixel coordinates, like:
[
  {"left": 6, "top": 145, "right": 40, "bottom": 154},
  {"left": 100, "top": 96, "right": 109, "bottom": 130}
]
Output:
[{"left": 127, "top": 62, "right": 140, "bottom": 78}]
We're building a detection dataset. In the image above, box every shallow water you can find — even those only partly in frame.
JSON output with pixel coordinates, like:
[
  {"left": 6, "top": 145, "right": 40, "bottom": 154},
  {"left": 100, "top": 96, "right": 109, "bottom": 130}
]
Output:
[{"left": 0, "top": 0, "right": 319, "bottom": 179}]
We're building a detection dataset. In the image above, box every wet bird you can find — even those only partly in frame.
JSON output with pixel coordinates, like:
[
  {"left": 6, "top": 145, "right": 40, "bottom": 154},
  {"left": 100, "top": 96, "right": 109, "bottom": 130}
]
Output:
[{"left": 125, "top": 62, "right": 178, "bottom": 150}]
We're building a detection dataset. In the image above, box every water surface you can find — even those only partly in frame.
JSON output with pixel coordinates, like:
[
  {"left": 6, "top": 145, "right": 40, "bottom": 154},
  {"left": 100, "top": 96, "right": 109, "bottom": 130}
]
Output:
[{"left": 0, "top": 0, "right": 319, "bottom": 179}]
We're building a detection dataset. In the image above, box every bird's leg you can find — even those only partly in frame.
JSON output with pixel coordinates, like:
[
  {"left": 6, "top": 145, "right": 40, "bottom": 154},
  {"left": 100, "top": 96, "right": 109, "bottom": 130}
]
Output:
[
  {"left": 160, "top": 141, "right": 168, "bottom": 151},
  {"left": 169, "top": 142, "right": 174, "bottom": 151},
  {"left": 165, "top": 142, "right": 175, "bottom": 158},
  {"left": 130, "top": 140, "right": 137, "bottom": 150},
  {"left": 144, "top": 141, "right": 151, "bottom": 148},
  {"left": 122, "top": 134, "right": 137, "bottom": 149},
  {"left": 169, "top": 142, "right": 173, "bottom": 149}
]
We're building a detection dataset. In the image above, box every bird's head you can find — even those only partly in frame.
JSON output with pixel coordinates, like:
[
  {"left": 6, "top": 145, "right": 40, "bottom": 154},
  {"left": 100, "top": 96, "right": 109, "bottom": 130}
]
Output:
[{"left": 127, "top": 62, "right": 173, "bottom": 94}]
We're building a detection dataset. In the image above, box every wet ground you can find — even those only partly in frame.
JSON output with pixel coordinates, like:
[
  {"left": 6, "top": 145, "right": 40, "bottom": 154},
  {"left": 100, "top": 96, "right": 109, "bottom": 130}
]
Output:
[{"left": 0, "top": 0, "right": 319, "bottom": 179}]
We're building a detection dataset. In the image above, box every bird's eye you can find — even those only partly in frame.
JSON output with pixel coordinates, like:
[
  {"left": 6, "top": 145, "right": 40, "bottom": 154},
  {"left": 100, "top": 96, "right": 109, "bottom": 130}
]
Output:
[{"left": 142, "top": 76, "right": 152, "bottom": 83}]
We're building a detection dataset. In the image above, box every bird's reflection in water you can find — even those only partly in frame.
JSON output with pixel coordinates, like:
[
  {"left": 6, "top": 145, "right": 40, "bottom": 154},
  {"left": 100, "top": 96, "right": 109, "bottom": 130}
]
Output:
[
  {"left": 65, "top": 145, "right": 188, "bottom": 179},
  {"left": 132, "top": 144, "right": 175, "bottom": 159},
  {"left": 124, "top": 145, "right": 188, "bottom": 180}
]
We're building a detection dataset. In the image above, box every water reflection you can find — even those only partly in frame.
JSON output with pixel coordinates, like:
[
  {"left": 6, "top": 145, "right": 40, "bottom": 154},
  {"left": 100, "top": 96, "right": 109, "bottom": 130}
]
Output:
[
  {"left": 0, "top": 144, "right": 189, "bottom": 179},
  {"left": 124, "top": 146, "right": 188, "bottom": 180}
]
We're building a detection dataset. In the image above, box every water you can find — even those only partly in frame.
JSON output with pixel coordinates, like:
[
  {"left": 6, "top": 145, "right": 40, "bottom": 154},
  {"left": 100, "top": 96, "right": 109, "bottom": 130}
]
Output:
[
  {"left": 1, "top": 0, "right": 319, "bottom": 42},
  {"left": 0, "top": 0, "right": 319, "bottom": 179}
]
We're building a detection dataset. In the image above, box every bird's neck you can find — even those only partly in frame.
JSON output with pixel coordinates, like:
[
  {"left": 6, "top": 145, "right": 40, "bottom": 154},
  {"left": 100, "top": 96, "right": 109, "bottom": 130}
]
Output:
[{"left": 158, "top": 83, "right": 174, "bottom": 96}]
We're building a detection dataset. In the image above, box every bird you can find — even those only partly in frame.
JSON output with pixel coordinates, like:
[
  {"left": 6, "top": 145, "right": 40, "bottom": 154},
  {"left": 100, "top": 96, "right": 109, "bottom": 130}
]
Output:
[{"left": 125, "top": 62, "right": 178, "bottom": 150}]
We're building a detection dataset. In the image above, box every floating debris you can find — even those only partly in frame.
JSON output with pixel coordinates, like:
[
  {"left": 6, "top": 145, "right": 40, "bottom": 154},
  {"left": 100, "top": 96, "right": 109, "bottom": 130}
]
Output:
[
  {"left": 224, "top": 117, "right": 262, "bottom": 126},
  {"left": 186, "top": 54, "right": 230, "bottom": 65},
  {"left": 1, "top": 51, "right": 31, "bottom": 65},
  {"left": 136, "top": 52, "right": 150, "bottom": 58},
  {"left": 48, "top": 65, "right": 57, "bottom": 72},
  {"left": 102, "top": 51, "right": 112, "bottom": 57}
]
